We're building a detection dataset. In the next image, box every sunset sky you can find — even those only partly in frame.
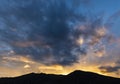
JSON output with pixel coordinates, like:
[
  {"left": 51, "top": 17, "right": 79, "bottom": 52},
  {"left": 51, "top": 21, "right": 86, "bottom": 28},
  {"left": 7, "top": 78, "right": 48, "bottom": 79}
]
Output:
[{"left": 0, "top": 0, "right": 120, "bottom": 78}]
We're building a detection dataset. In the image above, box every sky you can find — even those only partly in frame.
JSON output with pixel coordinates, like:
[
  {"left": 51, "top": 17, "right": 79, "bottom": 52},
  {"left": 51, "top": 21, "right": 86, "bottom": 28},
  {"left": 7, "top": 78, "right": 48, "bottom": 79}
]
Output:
[{"left": 0, "top": 0, "right": 120, "bottom": 78}]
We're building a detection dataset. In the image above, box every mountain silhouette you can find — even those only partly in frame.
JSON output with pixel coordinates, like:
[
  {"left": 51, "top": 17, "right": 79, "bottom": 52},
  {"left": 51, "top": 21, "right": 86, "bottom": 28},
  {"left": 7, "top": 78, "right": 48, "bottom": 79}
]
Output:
[{"left": 0, "top": 70, "right": 120, "bottom": 84}]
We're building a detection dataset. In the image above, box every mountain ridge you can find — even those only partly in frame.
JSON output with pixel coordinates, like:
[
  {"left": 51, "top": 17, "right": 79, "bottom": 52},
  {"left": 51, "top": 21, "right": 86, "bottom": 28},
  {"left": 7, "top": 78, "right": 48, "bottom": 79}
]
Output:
[{"left": 0, "top": 70, "right": 120, "bottom": 84}]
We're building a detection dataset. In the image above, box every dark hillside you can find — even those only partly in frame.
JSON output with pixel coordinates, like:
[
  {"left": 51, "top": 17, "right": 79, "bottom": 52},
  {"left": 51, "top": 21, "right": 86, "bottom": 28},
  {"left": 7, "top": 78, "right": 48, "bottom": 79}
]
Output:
[{"left": 0, "top": 70, "right": 120, "bottom": 84}]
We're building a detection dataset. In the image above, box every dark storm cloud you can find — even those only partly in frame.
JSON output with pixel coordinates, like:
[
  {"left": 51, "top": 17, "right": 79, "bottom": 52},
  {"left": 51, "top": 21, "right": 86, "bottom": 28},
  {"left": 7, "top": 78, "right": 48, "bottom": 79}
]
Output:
[{"left": 0, "top": 0, "right": 107, "bottom": 65}]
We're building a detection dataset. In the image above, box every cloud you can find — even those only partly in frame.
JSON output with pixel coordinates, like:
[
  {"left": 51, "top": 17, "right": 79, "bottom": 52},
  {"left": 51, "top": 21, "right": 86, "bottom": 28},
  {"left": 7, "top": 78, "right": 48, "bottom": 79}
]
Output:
[
  {"left": 0, "top": 0, "right": 111, "bottom": 66},
  {"left": 99, "top": 66, "right": 120, "bottom": 73},
  {"left": 2, "top": 55, "right": 35, "bottom": 64},
  {"left": 108, "top": 10, "right": 120, "bottom": 23}
]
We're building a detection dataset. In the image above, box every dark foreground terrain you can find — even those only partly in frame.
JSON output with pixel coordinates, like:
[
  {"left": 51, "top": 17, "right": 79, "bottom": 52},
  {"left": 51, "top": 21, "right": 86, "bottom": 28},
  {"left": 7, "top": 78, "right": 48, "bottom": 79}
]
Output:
[{"left": 0, "top": 70, "right": 120, "bottom": 84}]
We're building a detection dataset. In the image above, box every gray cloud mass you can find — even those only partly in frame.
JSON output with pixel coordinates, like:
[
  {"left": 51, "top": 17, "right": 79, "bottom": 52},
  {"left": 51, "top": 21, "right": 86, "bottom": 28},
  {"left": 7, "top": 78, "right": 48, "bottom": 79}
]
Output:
[{"left": 0, "top": 0, "right": 108, "bottom": 66}]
